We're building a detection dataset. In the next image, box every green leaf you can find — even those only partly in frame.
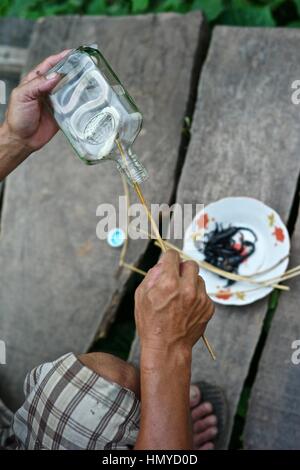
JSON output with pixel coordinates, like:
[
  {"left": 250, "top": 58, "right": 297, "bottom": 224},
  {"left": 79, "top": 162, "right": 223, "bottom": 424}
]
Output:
[
  {"left": 293, "top": 0, "right": 300, "bottom": 16},
  {"left": 268, "top": 0, "right": 287, "bottom": 8},
  {"left": 106, "top": 2, "right": 131, "bottom": 15},
  {"left": 132, "top": 0, "right": 149, "bottom": 13},
  {"left": 154, "top": 0, "right": 189, "bottom": 13},
  {"left": 268, "top": 290, "right": 280, "bottom": 311},
  {"left": 237, "top": 385, "right": 251, "bottom": 419},
  {"left": 218, "top": 1, "right": 276, "bottom": 27},
  {"left": 0, "top": 0, "right": 11, "bottom": 15},
  {"left": 42, "top": 4, "right": 71, "bottom": 15},
  {"left": 287, "top": 20, "right": 300, "bottom": 27},
  {"left": 191, "top": 0, "right": 225, "bottom": 21},
  {"left": 7, "top": 0, "right": 39, "bottom": 17},
  {"left": 87, "top": 0, "right": 107, "bottom": 15}
]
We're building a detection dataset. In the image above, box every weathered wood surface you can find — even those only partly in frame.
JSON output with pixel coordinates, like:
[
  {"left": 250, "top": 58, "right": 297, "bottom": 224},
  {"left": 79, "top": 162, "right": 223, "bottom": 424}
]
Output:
[
  {"left": 0, "top": 20, "right": 34, "bottom": 210},
  {"left": 0, "top": 19, "right": 34, "bottom": 75},
  {"left": 0, "top": 46, "right": 28, "bottom": 75},
  {"left": 0, "top": 19, "right": 34, "bottom": 121},
  {"left": 0, "top": 18, "right": 34, "bottom": 48},
  {"left": 130, "top": 26, "right": 300, "bottom": 447},
  {"left": 0, "top": 13, "right": 208, "bottom": 409},
  {"left": 244, "top": 214, "right": 300, "bottom": 449},
  {"left": 0, "top": 74, "right": 18, "bottom": 123}
]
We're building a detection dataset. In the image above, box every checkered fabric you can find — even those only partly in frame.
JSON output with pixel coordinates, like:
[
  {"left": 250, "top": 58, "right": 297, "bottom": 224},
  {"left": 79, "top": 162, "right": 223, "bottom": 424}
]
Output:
[
  {"left": 1, "top": 352, "right": 140, "bottom": 450},
  {"left": 0, "top": 398, "right": 15, "bottom": 449}
]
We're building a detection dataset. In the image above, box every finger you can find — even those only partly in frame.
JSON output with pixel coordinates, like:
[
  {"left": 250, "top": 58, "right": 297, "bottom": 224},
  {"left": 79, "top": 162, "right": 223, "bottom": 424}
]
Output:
[
  {"left": 159, "top": 249, "right": 180, "bottom": 278},
  {"left": 22, "top": 49, "right": 71, "bottom": 83},
  {"left": 180, "top": 261, "right": 199, "bottom": 298},
  {"left": 180, "top": 259, "right": 199, "bottom": 279},
  {"left": 197, "top": 275, "right": 209, "bottom": 297},
  {"left": 17, "top": 73, "right": 61, "bottom": 102},
  {"left": 144, "top": 264, "right": 163, "bottom": 290},
  {"left": 21, "top": 49, "right": 72, "bottom": 84}
]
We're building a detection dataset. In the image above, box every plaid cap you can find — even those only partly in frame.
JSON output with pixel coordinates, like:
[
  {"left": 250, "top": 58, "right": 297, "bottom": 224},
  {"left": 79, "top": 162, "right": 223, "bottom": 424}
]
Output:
[{"left": 11, "top": 353, "right": 140, "bottom": 450}]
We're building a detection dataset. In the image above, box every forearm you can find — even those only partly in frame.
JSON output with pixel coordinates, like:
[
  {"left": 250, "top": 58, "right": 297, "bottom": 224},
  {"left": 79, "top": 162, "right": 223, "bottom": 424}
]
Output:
[
  {"left": 0, "top": 122, "right": 30, "bottom": 180},
  {"left": 134, "top": 345, "right": 192, "bottom": 450}
]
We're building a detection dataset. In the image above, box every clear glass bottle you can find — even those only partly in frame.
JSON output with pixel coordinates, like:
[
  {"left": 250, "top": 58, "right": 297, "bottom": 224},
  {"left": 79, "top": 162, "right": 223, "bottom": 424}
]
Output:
[{"left": 46, "top": 45, "right": 147, "bottom": 185}]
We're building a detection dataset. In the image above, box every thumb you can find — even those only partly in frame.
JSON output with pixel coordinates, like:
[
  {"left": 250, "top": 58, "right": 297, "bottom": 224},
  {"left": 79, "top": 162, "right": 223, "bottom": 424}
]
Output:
[{"left": 17, "top": 72, "right": 61, "bottom": 102}]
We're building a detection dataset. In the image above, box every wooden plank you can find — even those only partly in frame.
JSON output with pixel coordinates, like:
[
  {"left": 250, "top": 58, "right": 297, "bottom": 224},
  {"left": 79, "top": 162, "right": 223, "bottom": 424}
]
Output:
[
  {"left": 129, "top": 26, "right": 300, "bottom": 448},
  {"left": 244, "top": 214, "right": 300, "bottom": 449},
  {"left": 0, "top": 46, "right": 28, "bottom": 74},
  {"left": 0, "top": 13, "right": 208, "bottom": 410},
  {"left": 0, "top": 18, "right": 34, "bottom": 48},
  {"left": 0, "top": 20, "right": 34, "bottom": 210},
  {"left": 0, "top": 18, "right": 34, "bottom": 120},
  {"left": 0, "top": 73, "right": 18, "bottom": 123}
]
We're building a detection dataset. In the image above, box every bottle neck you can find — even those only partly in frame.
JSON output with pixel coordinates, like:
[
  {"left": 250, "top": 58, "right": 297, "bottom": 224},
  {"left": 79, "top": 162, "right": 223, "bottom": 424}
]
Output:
[{"left": 114, "top": 143, "right": 148, "bottom": 186}]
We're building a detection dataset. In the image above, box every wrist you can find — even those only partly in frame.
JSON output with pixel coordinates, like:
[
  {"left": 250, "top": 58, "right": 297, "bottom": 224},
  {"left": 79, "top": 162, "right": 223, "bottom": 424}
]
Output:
[
  {"left": 0, "top": 122, "right": 31, "bottom": 179},
  {"left": 1, "top": 121, "right": 31, "bottom": 157},
  {"left": 140, "top": 342, "right": 192, "bottom": 372}
]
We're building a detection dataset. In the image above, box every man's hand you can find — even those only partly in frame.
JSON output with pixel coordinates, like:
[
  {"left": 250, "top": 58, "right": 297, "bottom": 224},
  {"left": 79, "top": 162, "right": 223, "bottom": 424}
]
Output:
[
  {"left": 135, "top": 249, "right": 214, "bottom": 354},
  {"left": 134, "top": 250, "right": 215, "bottom": 450},
  {"left": 0, "top": 49, "right": 70, "bottom": 180}
]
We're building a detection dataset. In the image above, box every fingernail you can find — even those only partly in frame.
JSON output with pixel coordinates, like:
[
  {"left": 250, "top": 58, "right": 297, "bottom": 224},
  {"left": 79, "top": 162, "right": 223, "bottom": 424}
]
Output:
[{"left": 45, "top": 72, "right": 58, "bottom": 80}]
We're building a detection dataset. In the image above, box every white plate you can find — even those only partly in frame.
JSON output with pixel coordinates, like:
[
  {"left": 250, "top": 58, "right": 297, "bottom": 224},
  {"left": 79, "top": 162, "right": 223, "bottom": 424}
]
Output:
[{"left": 183, "top": 197, "right": 290, "bottom": 306}]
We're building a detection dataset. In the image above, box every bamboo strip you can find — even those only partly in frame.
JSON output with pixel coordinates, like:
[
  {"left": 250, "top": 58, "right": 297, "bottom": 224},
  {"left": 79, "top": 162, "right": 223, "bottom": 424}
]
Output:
[
  {"left": 153, "top": 240, "right": 289, "bottom": 292},
  {"left": 116, "top": 138, "right": 215, "bottom": 360}
]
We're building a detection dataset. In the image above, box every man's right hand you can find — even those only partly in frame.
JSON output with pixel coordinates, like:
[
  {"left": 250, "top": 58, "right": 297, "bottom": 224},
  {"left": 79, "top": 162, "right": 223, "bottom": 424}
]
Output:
[
  {"left": 134, "top": 250, "right": 215, "bottom": 450},
  {"left": 134, "top": 249, "right": 214, "bottom": 354}
]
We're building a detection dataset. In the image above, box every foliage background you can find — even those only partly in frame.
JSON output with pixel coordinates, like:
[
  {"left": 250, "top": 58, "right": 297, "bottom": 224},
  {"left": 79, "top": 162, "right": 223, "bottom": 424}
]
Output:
[{"left": 1, "top": 0, "right": 300, "bottom": 28}]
